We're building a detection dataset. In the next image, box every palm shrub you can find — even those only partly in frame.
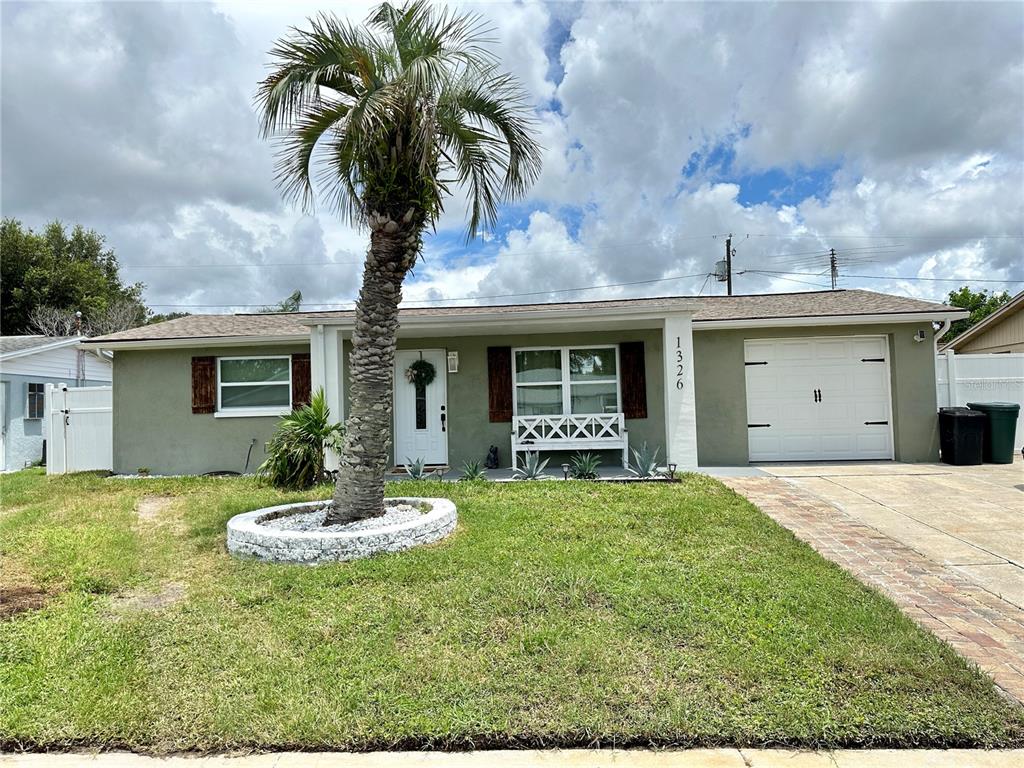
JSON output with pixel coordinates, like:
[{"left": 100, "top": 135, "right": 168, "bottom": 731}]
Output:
[
  {"left": 569, "top": 451, "right": 601, "bottom": 480},
  {"left": 258, "top": 389, "right": 344, "bottom": 489},
  {"left": 257, "top": 2, "right": 541, "bottom": 523}
]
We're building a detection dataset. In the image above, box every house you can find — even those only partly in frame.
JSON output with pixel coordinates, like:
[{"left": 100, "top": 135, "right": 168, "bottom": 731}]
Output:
[
  {"left": 0, "top": 336, "right": 113, "bottom": 472},
  {"left": 83, "top": 289, "right": 967, "bottom": 476},
  {"left": 939, "top": 290, "right": 1024, "bottom": 354}
]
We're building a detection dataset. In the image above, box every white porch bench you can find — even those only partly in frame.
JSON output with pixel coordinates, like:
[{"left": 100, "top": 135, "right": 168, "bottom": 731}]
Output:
[{"left": 511, "top": 413, "right": 629, "bottom": 470}]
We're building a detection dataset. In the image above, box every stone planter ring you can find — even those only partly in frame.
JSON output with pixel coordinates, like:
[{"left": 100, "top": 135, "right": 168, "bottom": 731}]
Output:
[{"left": 227, "top": 497, "right": 457, "bottom": 564}]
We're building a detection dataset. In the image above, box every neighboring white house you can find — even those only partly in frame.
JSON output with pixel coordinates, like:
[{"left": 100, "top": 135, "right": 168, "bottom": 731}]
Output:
[{"left": 0, "top": 336, "right": 113, "bottom": 472}]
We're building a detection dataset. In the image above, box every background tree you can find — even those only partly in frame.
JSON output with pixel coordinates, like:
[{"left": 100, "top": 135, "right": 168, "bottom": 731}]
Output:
[
  {"left": 257, "top": 1, "right": 541, "bottom": 523},
  {"left": 1, "top": 218, "right": 147, "bottom": 335},
  {"left": 942, "top": 286, "right": 1012, "bottom": 343},
  {"left": 259, "top": 289, "right": 303, "bottom": 313}
]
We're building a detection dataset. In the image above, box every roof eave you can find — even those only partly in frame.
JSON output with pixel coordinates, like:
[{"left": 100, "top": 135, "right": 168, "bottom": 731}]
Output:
[
  {"left": 82, "top": 333, "right": 309, "bottom": 351},
  {"left": 0, "top": 336, "right": 88, "bottom": 361},
  {"left": 694, "top": 309, "right": 968, "bottom": 330},
  {"left": 302, "top": 303, "right": 699, "bottom": 330}
]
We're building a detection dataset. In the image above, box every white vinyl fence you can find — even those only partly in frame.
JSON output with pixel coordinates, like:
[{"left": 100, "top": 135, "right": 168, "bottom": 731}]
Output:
[
  {"left": 936, "top": 351, "right": 1024, "bottom": 452},
  {"left": 45, "top": 383, "right": 113, "bottom": 474}
]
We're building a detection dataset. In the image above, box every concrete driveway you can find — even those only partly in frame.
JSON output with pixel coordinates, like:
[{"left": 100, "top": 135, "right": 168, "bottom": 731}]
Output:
[{"left": 760, "top": 457, "right": 1023, "bottom": 609}]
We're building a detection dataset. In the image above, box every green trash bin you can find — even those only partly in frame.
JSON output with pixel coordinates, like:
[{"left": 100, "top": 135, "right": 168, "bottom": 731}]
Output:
[{"left": 966, "top": 401, "right": 1020, "bottom": 464}]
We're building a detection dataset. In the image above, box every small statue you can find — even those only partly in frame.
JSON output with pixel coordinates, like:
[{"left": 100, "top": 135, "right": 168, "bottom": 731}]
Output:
[{"left": 484, "top": 445, "right": 500, "bottom": 469}]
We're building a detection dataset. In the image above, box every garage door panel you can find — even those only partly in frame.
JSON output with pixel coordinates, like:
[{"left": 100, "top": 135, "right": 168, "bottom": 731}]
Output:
[
  {"left": 851, "top": 337, "right": 887, "bottom": 359},
  {"left": 744, "top": 336, "right": 894, "bottom": 462}
]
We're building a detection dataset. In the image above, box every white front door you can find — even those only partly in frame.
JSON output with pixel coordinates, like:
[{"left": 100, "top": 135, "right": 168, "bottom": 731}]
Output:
[
  {"left": 394, "top": 349, "right": 448, "bottom": 466},
  {"left": 744, "top": 336, "right": 894, "bottom": 462}
]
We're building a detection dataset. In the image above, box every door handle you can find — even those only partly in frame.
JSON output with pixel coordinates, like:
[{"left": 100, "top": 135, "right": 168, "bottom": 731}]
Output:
[{"left": 440, "top": 408, "right": 446, "bottom": 433}]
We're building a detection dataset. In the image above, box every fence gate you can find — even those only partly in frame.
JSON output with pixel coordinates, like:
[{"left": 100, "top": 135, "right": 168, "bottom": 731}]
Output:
[{"left": 45, "top": 383, "right": 113, "bottom": 474}]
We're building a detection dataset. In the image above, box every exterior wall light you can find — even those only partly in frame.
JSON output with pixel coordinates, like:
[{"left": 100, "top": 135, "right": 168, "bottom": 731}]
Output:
[{"left": 447, "top": 351, "right": 459, "bottom": 372}]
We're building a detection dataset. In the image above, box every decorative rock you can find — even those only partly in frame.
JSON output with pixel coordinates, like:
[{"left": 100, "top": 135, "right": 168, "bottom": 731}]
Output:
[{"left": 226, "top": 497, "right": 457, "bottom": 565}]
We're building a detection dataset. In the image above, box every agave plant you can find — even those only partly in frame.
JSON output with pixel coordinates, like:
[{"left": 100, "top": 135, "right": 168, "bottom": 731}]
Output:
[
  {"left": 258, "top": 389, "right": 344, "bottom": 489},
  {"left": 512, "top": 451, "right": 550, "bottom": 481},
  {"left": 569, "top": 451, "right": 601, "bottom": 480},
  {"left": 403, "top": 457, "right": 430, "bottom": 480},
  {"left": 628, "top": 442, "right": 663, "bottom": 479},
  {"left": 459, "top": 459, "right": 488, "bottom": 482}
]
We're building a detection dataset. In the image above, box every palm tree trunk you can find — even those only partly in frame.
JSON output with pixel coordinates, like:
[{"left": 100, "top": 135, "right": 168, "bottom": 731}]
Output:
[{"left": 325, "top": 212, "right": 420, "bottom": 525}]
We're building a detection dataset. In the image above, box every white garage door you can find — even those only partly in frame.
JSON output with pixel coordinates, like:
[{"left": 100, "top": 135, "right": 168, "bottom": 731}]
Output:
[{"left": 744, "top": 336, "right": 894, "bottom": 462}]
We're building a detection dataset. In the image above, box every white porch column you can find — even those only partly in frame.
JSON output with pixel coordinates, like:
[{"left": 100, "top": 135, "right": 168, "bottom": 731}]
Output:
[
  {"left": 310, "top": 324, "right": 344, "bottom": 470},
  {"left": 663, "top": 313, "right": 698, "bottom": 470}
]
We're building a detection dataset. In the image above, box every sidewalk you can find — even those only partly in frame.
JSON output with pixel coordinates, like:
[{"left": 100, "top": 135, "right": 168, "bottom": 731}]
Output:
[{"left": 2, "top": 750, "right": 1022, "bottom": 767}]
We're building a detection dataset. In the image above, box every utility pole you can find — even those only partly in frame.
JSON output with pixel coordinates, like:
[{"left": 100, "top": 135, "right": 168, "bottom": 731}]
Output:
[
  {"left": 725, "top": 235, "right": 733, "bottom": 296},
  {"left": 829, "top": 248, "right": 837, "bottom": 290}
]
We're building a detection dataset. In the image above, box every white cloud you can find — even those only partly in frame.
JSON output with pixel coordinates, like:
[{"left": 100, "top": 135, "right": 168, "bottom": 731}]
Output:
[{"left": 2, "top": 0, "right": 1021, "bottom": 313}]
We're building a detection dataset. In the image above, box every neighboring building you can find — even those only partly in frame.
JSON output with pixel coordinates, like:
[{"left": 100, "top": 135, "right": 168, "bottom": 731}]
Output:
[
  {"left": 940, "top": 290, "right": 1024, "bottom": 354},
  {"left": 0, "top": 336, "right": 113, "bottom": 472},
  {"left": 84, "top": 289, "right": 966, "bottom": 475}
]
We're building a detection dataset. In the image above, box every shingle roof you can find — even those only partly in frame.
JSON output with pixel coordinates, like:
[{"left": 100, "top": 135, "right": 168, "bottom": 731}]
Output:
[
  {"left": 0, "top": 335, "right": 81, "bottom": 356},
  {"left": 84, "top": 289, "right": 963, "bottom": 345}
]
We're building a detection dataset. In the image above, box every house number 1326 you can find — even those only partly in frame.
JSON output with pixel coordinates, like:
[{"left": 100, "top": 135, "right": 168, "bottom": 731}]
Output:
[{"left": 675, "top": 337, "right": 685, "bottom": 390}]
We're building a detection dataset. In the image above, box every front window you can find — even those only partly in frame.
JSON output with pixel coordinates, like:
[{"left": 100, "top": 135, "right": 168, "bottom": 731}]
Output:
[
  {"left": 514, "top": 346, "right": 619, "bottom": 416},
  {"left": 218, "top": 356, "right": 291, "bottom": 413},
  {"left": 26, "top": 382, "right": 45, "bottom": 419}
]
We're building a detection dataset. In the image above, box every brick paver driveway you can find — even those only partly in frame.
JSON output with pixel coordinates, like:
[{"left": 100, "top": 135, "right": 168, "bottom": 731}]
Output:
[{"left": 723, "top": 456, "right": 1024, "bottom": 703}]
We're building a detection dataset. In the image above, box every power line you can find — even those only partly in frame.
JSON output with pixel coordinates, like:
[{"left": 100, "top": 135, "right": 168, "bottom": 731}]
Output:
[
  {"left": 145, "top": 271, "right": 711, "bottom": 308},
  {"left": 748, "top": 269, "right": 1024, "bottom": 284},
  {"left": 144, "top": 268, "right": 1024, "bottom": 309},
  {"left": 741, "top": 233, "right": 1024, "bottom": 240}
]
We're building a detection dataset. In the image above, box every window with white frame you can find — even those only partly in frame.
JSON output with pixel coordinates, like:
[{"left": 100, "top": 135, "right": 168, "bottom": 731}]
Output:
[
  {"left": 217, "top": 356, "right": 291, "bottom": 413},
  {"left": 26, "top": 382, "right": 45, "bottom": 419},
  {"left": 513, "top": 346, "right": 619, "bottom": 416}
]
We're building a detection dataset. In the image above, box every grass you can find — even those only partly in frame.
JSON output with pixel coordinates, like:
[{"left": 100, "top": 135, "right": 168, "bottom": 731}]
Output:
[{"left": 1, "top": 468, "right": 1022, "bottom": 753}]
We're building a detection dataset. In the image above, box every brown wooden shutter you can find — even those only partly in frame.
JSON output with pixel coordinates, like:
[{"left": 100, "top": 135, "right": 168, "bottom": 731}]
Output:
[
  {"left": 487, "top": 346, "right": 513, "bottom": 422},
  {"left": 291, "top": 352, "right": 311, "bottom": 410},
  {"left": 620, "top": 341, "right": 647, "bottom": 419},
  {"left": 191, "top": 356, "right": 216, "bottom": 414}
]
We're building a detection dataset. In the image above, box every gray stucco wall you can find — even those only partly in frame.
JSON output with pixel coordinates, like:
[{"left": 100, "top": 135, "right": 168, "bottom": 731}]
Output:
[
  {"left": 692, "top": 323, "right": 940, "bottom": 465},
  {"left": 1, "top": 374, "right": 109, "bottom": 472},
  {"left": 346, "top": 330, "right": 666, "bottom": 469},
  {"left": 112, "top": 344, "right": 310, "bottom": 475},
  {"left": 112, "top": 332, "right": 665, "bottom": 475}
]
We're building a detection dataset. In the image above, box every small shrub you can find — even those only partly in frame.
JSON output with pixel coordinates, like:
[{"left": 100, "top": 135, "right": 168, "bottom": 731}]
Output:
[
  {"left": 569, "top": 451, "right": 601, "bottom": 480},
  {"left": 459, "top": 460, "right": 488, "bottom": 482},
  {"left": 628, "top": 442, "right": 663, "bottom": 479},
  {"left": 404, "top": 457, "right": 430, "bottom": 480},
  {"left": 512, "top": 452, "right": 550, "bottom": 480},
  {"left": 258, "top": 389, "right": 343, "bottom": 489}
]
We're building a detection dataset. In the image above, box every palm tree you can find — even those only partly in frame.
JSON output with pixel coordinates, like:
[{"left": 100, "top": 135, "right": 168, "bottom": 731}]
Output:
[{"left": 256, "top": 1, "right": 542, "bottom": 524}]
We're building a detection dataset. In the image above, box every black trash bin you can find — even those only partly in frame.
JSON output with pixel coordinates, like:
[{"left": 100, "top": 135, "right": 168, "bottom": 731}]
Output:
[
  {"left": 938, "top": 407, "right": 986, "bottom": 466},
  {"left": 966, "top": 401, "right": 1021, "bottom": 464}
]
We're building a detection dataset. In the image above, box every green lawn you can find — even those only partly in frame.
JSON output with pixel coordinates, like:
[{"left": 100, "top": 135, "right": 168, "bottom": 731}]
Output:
[{"left": 1, "top": 469, "right": 1021, "bottom": 752}]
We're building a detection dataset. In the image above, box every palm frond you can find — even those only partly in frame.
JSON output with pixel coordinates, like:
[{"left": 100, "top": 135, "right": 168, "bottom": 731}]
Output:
[{"left": 255, "top": 0, "right": 542, "bottom": 233}]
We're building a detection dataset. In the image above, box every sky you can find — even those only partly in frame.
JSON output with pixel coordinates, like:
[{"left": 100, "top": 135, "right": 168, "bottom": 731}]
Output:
[{"left": 2, "top": 0, "right": 1023, "bottom": 314}]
